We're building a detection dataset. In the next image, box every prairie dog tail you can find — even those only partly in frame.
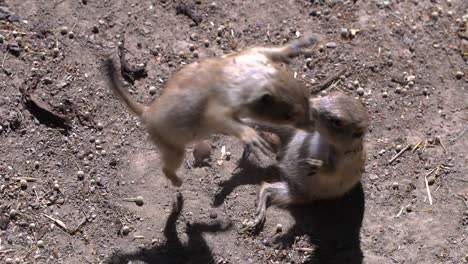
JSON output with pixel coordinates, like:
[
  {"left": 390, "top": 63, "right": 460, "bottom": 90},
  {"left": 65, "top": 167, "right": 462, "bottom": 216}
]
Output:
[
  {"left": 104, "top": 57, "right": 147, "bottom": 117},
  {"left": 258, "top": 36, "right": 318, "bottom": 63}
]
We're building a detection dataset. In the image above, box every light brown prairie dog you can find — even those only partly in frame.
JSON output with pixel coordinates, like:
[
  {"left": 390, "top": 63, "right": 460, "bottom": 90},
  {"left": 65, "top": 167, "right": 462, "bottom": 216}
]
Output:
[
  {"left": 245, "top": 93, "right": 370, "bottom": 229},
  {"left": 104, "top": 37, "right": 317, "bottom": 187}
]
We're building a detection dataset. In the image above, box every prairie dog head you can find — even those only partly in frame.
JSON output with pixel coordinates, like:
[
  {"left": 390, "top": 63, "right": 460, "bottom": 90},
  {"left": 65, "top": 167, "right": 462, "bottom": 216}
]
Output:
[
  {"left": 246, "top": 70, "right": 313, "bottom": 132},
  {"left": 310, "top": 93, "right": 369, "bottom": 150}
]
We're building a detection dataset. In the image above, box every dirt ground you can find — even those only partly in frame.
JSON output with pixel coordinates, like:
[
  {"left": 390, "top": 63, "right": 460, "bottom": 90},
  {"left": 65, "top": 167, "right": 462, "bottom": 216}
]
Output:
[{"left": 0, "top": 0, "right": 467, "bottom": 263}]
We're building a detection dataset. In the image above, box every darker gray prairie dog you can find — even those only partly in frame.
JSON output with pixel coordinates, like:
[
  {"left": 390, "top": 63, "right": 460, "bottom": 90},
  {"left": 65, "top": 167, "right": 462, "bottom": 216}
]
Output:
[
  {"left": 104, "top": 37, "right": 317, "bottom": 187},
  {"left": 246, "top": 93, "right": 370, "bottom": 228}
]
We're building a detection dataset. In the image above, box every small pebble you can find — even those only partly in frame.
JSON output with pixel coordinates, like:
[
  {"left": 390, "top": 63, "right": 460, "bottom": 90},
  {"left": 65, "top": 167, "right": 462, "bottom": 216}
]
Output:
[
  {"left": 405, "top": 204, "right": 413, "bottom": 212},
  {"left": 356, "top": 87, "right": 364, "bottom": 96},
  {"left": 431, "top": 11, "right": 439, "bottom": 20},
  {"left": 203, "top": 39, "right": 210, "bottom": 47},
  {"left": 12, "top": 30, "right": 19, "bottom": 37},
  {"left": 325, "top": 42, "right": 337, "bottom": 49},
  {"left": 455, "top": 71, "right": 464, "bottom": 79},
  {"left": 5, "top": 258, "right": 13, "bottom": 264},
  {"left": 20, "top": 179, "right": 28, "bottom": 189},
  {"left": 9, "top": 209, "right": 18, "bottom": 218},
  {"left": 353, "top": 80, "right": 360, "bottom": 87},
  {"left": 149, "top": 86, "right": 157, "bottom": 95},
  {"left": 395, "top": 144, "right": 402, "bottom": 152},
  {"left": 189, "top": 44, "right": 195, "bottom": 52},
  {"left": 37, "top": 240, "right": 44, "bottom": 248},
  {"left": 392, "top": 182, "right": 399, "bottom": 190},
  {"left": 53, "top": 183, "right": 60, "bottom": 191},
  {"left": 193, "top": 50, "right": 199, "bottom": 58},
  {"left": 68, "top": 31, "right": 75, "bottom": 39},
  {"left": 52, "top": 47, "right": 60, "bottom": 56},
  {"left": 209, "top": 212, "right": 218, "bottom": 219},
  {"left": 134, "top": 196, "right": 144, "bottom": 206},
  {"left": 0, "top": 34, "right": 5, "bottom": 43},
  {"left": 216, "top": 37, "right": 221, "bottom": 44},
  {"left": 275, "top": 224, "right": 283, "bottom": 233},
  {"left": 121, "top": 225, "right": 130, "bottom": 235},
  {"left": 340, "top": 28, "right": 348, "bottom": 38},
  {"left": 59, "top": 26, "right": 68, "bottom": 35},
  {"left": 382, "top": 91, "right": 388, "bottom": 98},
  {"left": 29, "top": 223, "right": 36, "bottom": 229},
  {"left": 178, "top": 51, "right": 185, "bottom": 58},
  {"left": 189, "top": 33, "right": 198, "bottom": 41},
  {"left": 77, "top": 170, "right": 85, "bottom": 180}
]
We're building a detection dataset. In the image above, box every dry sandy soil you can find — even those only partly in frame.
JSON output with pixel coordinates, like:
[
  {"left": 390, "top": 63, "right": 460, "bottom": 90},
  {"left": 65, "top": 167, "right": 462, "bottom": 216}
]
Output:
[{"left": 0, "top": 0, "right": 467, "bottom": 263}]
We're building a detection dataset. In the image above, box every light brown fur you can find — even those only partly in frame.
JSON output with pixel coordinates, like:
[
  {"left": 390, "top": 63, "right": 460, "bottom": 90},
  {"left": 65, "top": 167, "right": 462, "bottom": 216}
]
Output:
[
  {"left": 104, "top": 37, "right": 317, "bottom": 187},
  {"left": 245, "top": 93, "right": 370, "bottom": 229}
]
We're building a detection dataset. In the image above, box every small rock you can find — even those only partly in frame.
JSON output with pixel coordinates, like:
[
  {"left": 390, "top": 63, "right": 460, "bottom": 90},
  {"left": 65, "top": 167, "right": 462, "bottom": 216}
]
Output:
[
  {"left": 395, "top": 144, "right": 403, "bottom": 152},
  {"left": 368, "top": 174, "right": 379, "bottom": 181},
  {"left": 77, "top": 170, "right": 85, "bottom": 180},
  {"left": 203, "top": 39, "right": 210, "bottom": 47},
  {"left": 340, "top": 28, "right": 348, "bottom": 38},
  {"left": 382, "top": 91, "right": 388, "bottom": 98},
  {"left": 9, "top": 209, "right": 18, "bottom": 219},
  {"left": 209, "top": 212, "right": 218, "bottom": 219},
  {"left": 149, "top": 86, "right": 157, "bottom": 95},
  {"left": 431, "top": 11, "right": 439, "bottom": 20},
  {"left": 53, "top": 183, "right": 60, "bottom": 191},
  {"left": 405, "top": 204, "right": 413, "bottom": 212},
  {"left": 189, "top": 44, "right": 195, "bottom": 52},
  {"left": 20, "top": 179, "right": 27, "bottom": 189},
  {"left": 325, "top": 42, "right": 337, "bottom": 49},
  {"left": 356, "top": 87, "right": 364, "bottom": 96},
  {"left": 5, "top": 258, "right": 13, "bottom": 264},
  {"left": 0, "top": 34, "right": 4, "bottom": 43},
  {"left": 37, "top": 240, "right": 44, "bottom": 248},
  {"left": 121, "top": 225, "right": 130, "bottom": 236},
  {"left": 455, "top": 71, "right": 464, "bottom": 79},
  {"left": 59, "top": 26, "right": 68, "bottom": 35},
  {"left": 91, "top": 25, "right": 99, "bottom": 33},
  {"left": 134, "top": 196, "right": 144, "bottom": 206},
  {"left": 392, "top": 182, "right": 399, "bottom": 190}
]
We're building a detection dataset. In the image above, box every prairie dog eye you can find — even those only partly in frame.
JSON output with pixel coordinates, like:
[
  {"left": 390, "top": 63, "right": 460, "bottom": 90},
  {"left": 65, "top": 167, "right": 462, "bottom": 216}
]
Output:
[{"left": 329, "top": 117, "right": 342, "bottom": 128}]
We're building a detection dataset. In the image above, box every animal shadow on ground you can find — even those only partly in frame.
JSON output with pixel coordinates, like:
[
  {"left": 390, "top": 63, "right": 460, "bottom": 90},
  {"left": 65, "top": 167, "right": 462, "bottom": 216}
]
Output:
[
  {"left": 277, "top": 182, "right": 365, "bottom": 264},
  {"left": 214, "top": 158, "right": 365, "bottom": 264},
  {"left": 213, "top": 157, "right": 280, "bottom": 207},
  {"left": 107, "top": 192, "right": 232, "bottom": 264}
]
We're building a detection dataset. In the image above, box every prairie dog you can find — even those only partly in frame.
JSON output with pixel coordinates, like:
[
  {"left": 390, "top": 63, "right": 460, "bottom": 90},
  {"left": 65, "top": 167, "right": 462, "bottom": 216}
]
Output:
[
  {"left": 104, "top": 37, "right": 317, "bottom": 187},
  {"left": 246, "top": 93, "right": 370, "bottom": 228}
]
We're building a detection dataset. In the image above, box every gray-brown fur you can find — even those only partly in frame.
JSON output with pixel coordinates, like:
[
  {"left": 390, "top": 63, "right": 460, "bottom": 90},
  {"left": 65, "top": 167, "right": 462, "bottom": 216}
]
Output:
[
  {"left": 246, "top": 93, "right": 370, "bottom": 228},
  {"left": 103, "top": 36, "right": 317, "bottom": 187}
]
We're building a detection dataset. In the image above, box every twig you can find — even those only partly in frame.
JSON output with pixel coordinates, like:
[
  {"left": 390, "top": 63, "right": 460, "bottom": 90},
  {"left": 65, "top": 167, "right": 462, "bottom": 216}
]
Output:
[
  {"left": 1, "top": 51, "right": 11, "bottom": 76},
  {"left": 11, "top": 177, "right": 37, "bottom": 182},
  {"left": 296, "top": 247, "right": 314, "bottom": 253},
  {"left": 388, "top": 144, "right": 411, "bottom": 164},
  {"left": 44, "top": 214, "right": 69, "bottom": 231},
  {"left": 423, "top": 167, "right": 438, "bottom": 205},
  {"left": 310, "top": 68, "right": 347, "bottom": 95}
]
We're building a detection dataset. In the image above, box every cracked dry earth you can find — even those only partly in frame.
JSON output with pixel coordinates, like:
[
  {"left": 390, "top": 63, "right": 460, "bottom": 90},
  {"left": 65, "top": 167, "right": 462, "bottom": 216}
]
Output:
[{"left": 0, "top": 0, "right": 467, "bottom": 264}]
